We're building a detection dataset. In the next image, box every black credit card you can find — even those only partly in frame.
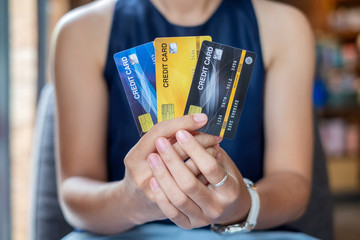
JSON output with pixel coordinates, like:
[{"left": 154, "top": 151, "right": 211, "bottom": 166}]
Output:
[{"left": 184, "top": 41, "right": 256, "bottom": 139}]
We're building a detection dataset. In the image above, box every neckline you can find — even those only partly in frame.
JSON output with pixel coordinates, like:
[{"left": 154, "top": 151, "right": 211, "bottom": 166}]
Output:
[{"left": 146, "top": 0, "right": 226, "bottom": 29}]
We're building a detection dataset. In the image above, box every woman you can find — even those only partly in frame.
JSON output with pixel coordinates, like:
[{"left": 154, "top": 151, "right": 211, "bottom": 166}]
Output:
[{"left": 53, "top": 0, "right": 315, "bottom": 239}]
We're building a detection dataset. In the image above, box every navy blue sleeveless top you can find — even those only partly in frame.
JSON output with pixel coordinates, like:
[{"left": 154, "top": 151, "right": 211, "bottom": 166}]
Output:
[{"left": 104, "top": 0, "right": 265, "bottom": 184}]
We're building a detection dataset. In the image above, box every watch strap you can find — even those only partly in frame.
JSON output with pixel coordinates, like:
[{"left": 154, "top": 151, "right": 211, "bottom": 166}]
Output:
[
  {"left": 211, "top": 178, "right": 260, "bottom": 234},
  {"left": 244, "top": 178, "right": 260, "bottom": 228}
]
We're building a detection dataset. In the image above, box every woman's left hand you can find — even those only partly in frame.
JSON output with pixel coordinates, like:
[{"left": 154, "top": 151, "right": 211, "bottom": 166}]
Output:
[{"left": 147, "top": 129, "right": 251, "bottom": 229}]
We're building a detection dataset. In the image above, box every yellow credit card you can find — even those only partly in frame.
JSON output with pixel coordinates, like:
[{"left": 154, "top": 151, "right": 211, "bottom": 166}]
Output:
[{"left": 155, "top": 36, "right": 212, "bottom": 122}]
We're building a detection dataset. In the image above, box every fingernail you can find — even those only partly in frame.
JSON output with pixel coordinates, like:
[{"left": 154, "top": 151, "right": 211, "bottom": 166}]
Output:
[
  {"left": 176, "top": 130, "right": 189, "bottom": 143},
  {"left": 156, "top": 138, "right": 168, "bottom": 152},
  {"left": 193, "top": 114, "right": 207, "bottom": 124},
  {"left": 150, "top": 178, "right": 160, "bottom": 191},
  {"left": 214, "top": 136, "right": 223, "bottom": 143},
  {"left": 213, "top": 143, "right": 220, "bottom": 151},
  {"left": 148, "top": 154, "right": 161, "bottom": 169}
]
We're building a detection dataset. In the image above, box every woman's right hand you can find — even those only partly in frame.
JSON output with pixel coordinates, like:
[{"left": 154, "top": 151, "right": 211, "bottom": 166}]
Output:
[{"left": 123, "top": 114, "right": 222, "bottom": 224}]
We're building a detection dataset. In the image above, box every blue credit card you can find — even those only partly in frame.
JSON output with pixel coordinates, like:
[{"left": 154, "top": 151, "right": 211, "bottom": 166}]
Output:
[{"left": 114, "top": 42, "right": 157, "bottom": 136}]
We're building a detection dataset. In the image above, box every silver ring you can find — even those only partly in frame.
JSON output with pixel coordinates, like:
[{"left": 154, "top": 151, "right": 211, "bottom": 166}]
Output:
[{"left": 213, "top": 169, "right": 228, "bottom": 187}]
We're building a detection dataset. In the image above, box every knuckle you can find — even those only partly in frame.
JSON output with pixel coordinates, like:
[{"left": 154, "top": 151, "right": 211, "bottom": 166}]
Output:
[
  {"left": 173, "top": 194, "right": 188, "bottom": 208},
  {"left": 123, "top": 150, "right": 135, "bottom": 168},
  {"left": 124, "top": 157, "right": 131, "bottom": 169},
  {"left": 176, "top": 115, "right": 197, "bottom": 131},
  {"left": 206, "top": 147, "right": 217, "bottom": 157},
  {"left": 151, "top": 121, "right": 165, "bottom": 134},
  {"left": 149, "top": 115, "right": 195, "bottom": 138},
  {"left": 205, "top": 134, "right": 217, "bottom": 146},
  {"left": 203, "top": 163, "right": 219, "bottom": 176},
  {"left": 168, "top": 210, "right": 182, "bottom": 222},
  {"left": 124, "top": 157, "right": 130, "bottom": 167},
  {"left": 196, "top": 134, "right": 217, "bottom": 147},
  {"left": 179, "top": 116, "right": 189, "bottom": 127},
  {"left": 181, "top": 180, "right": 198, "bottom": 194},
  {"left": 182, "top": 115, "right": 194, "bottom": 128}
]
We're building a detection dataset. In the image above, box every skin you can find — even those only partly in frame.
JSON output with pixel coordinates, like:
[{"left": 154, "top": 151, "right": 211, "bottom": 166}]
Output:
[{"left": 53, "top": 0, "right": 314, "bottom": 235}]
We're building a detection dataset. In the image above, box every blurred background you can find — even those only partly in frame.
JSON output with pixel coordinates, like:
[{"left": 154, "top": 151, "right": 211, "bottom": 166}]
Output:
[{"left": 1, "top": 0, "right": 360, "bottom": 239}]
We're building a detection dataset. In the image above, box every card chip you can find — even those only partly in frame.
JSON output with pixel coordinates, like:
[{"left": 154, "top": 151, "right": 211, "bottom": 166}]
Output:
[
  {"left": 138, "top": 113, "right": 154, "bottom": 133},
  {"left": 161, "top": 104, "right": 175, "bottom": 121},
  {"left": 188, "top": 105, "right": 202, "bottom": 115}
]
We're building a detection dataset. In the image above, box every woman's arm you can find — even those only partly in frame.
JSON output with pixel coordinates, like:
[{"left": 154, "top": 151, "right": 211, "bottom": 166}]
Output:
[
  {"left": 53, "top": 1, "right": 221, "bottom": 234},
  {"left": 144, "top": 1, "right": 315, "bottom": 230},
  {"left": 251, "top": 0, "right": 314, "bottom": 228},
  {"left": 53, "top": 1, "right": 141, "bottom": 234}
]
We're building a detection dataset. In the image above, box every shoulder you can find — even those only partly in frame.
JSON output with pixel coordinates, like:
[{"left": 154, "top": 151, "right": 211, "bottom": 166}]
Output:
[
  {"left": 252, "top": 0, "right": 314, "bottom": 68},
  {"left": 55, "top": 0, "right": 116, "bottom": 34},
  {"left": 252, "top": 0, "right": 312, "bottom": 36},
  {"left": 52, "top": 0, "right": 116, "bottom": 68}
]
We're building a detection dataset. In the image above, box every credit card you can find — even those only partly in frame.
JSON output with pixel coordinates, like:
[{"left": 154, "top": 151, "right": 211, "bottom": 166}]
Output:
[
  {"left": 113, "top": 42, "right": 157, "bottom": 136},
  {"left": 184, "top": 41, "right": 256, "bottom": 139},
  {"left": 155, "top": 36, "right": 212, "bottom": 122}
]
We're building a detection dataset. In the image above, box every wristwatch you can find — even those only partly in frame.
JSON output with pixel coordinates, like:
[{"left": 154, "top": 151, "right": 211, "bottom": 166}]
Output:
[{"left": 211, "top": 178, "right": 260, "bottom": 234}]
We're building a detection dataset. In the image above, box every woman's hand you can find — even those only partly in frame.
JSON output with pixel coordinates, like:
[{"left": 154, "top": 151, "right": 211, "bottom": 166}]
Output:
[
  {"left": 147, "top": 130, "right": 251, "bottom": 229},
  {"left": 123, "top": 114, "right": 222, "bottom": 225}
]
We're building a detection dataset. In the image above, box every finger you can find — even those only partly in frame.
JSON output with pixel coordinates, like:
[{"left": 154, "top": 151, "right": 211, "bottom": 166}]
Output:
[
  {"left": 168, "top": 131, "right": 198, "bottom": 145},
  {"left": 147, "top": 153, "right": 204, "bottom": 221},
  {"left": 176, "top": 130, "right": 228, "bottom": 187},
  {"left": 154, "top": 137, "right": 213, "bottom": 205},
  {"left": 138, "top": 114, "right": 208, "bottom": 154},
  {"left": 149, "top": 178, "right": 191, "bottom": 229},
  {"left": 174, "top": 133, "right": 222, "bottom": 161},
  {"left": 216, "top": 148, "right": 243, "bottom": 181},
  {"left": 184, "top": 158, "right": 200, "bottom": 175},
  {"left": 197, "top": 173, "right": 209, "bottom": 185},
  {"left": 185, "top": 146, "right": 220, "bottom": 176},
  {"left": 206, "top": 146, "right": 220, "bottom": 158}
]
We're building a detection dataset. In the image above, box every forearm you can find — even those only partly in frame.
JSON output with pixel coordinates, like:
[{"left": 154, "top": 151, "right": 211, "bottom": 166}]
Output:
[
  {"left": 60, "top": 177, "right": 143, "bottom": 234},
  {"left": 254, "top": 171, "right": 311, "bottom": 229}
]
